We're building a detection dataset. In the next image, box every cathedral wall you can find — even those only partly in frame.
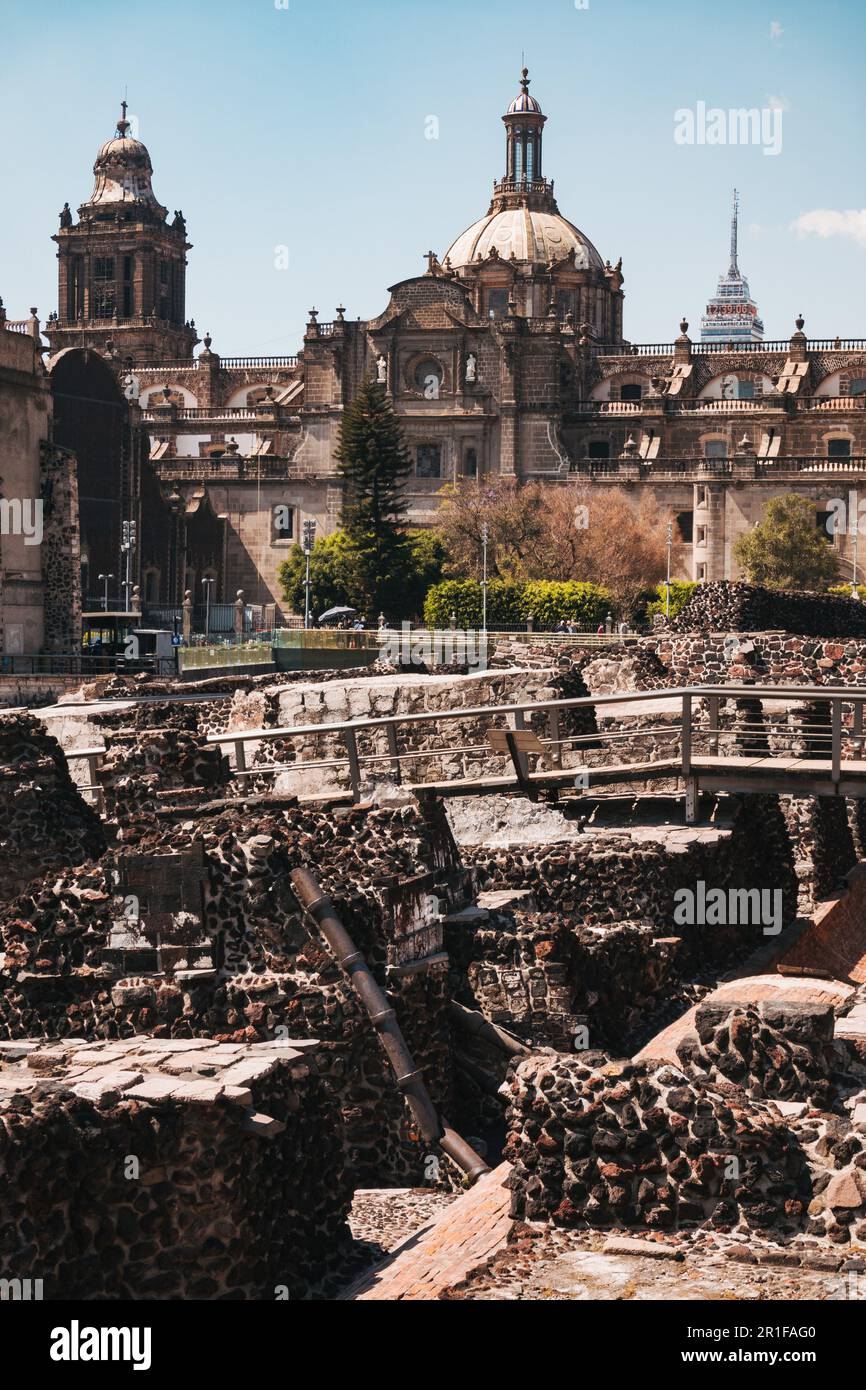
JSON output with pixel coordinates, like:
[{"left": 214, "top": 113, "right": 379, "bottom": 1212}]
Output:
[{"left": 0, "top": 331, "right": 50, "bottom": 655}]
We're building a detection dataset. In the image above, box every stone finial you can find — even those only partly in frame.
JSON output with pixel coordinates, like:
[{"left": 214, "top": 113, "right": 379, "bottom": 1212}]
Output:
[
  {"left": 795, "top": 314, "right": 805, "bottom": 332},
  {"left": 335, "top": 305, "right": 346, "bottom": 321},
  {"left": 679, "top": 318, "right": 689, "bottom": 336}
]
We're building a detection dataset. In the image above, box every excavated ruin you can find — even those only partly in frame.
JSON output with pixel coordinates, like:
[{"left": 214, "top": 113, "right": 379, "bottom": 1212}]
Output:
[{"left": 4, "top": 601, "right": 866, "bottom": 1296}]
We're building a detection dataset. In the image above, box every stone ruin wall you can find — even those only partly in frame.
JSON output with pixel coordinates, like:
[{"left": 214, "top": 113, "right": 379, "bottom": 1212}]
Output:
[
  {"left": 39, "top": 442, "right": 81, "bottom": 655},
  {"left": 0, "top": 1037, "right": 352, "bottom": 1300},
  {"left": 505, "top": 993, "right": 866, "bottom": 1246},
  {"left": 0, "top": 736, "right": 466, "bottom": 1187},
  {"left": 4, "top": 613, "right": 866, "bottom": 1282}
]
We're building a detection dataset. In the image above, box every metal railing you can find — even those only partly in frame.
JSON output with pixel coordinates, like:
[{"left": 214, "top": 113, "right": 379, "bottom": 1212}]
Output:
[
  {"left": 207, "top": 683, "right": 866, "bottom": 818},
  {"left": 0, "top": 653, "right": 157, "bottom": 677}
]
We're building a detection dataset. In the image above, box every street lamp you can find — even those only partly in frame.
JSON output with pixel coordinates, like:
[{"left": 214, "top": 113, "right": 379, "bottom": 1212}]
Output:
[
  {"left": 852, "top": 513, "right": 860, "bottom": 599},
  {"left": 202, "top": 576, "right": 215, "bottom": 639},
  {"left": 480, "top": 521, "right": 489, "bottom": 635},
  {"left": 302, "top": 519, "right": 317, "bottom": 629},
  {"left": 121, "top": 519, "right": 137, "bottom": 610},
  {"left": 98, "top": 573, "right": 114, "bottom": 612}
]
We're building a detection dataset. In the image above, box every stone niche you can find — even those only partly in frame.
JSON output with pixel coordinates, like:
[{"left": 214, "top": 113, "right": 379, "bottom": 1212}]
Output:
[{"left": 0, "top": 1037, "right": 353, "bottom": 1299}]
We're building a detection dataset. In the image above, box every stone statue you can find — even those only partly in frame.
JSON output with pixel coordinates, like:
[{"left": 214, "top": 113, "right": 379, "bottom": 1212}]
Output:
[
  {"left": 376, "top": 354, "right": 387, "bottom": 384},
  {"left": 465, "top": 353, "right": 477, "bottom": 384},
  {"left": 59, "top": 202, "right": 72, "bottom": 229}
]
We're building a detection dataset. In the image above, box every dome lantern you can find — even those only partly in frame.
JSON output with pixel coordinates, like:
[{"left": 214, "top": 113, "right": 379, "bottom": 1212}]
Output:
[{"left": 502, "top": 67, "right": 547, "bottom": 191}]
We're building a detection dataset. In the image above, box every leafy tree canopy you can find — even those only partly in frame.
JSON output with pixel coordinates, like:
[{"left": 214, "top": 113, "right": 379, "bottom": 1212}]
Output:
[{"left": 734, "top": 494, "right": 839, "bottom": 591}]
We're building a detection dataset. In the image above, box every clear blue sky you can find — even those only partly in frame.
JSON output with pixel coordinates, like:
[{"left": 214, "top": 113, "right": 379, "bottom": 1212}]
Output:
[{"left": 2, "top": 0, "right": 864, "bottom": 352}]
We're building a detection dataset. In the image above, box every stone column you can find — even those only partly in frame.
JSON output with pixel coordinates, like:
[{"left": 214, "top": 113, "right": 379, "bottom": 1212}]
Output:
[
  {"left": 182, "top": 589, "right": 192, "bottom": 642},
  {"left": 234, "top": 589, "right": 245, "bottom": 635}
]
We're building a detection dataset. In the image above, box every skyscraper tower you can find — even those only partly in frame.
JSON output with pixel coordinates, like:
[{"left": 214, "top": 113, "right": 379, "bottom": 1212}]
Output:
[{"left": 700, "top": 190, "right": 764, "bottom": 344}]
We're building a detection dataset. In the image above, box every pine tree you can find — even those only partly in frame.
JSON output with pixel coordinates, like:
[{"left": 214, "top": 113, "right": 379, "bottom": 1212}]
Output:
[{"left": 336, "top": 377, "right": 413, "bottom": 617}]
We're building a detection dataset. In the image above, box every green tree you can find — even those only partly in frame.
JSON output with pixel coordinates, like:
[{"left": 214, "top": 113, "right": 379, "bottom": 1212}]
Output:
[
  {"left": 404, "top": 529, "right": 447, "bottom": 617},
  {"left": 646, "top": 580, "right": 698, "bottom": 622},
  {"left": 277, "top": 531, "right": 356, "bottom": 618},
  {"left": 277, "top": 526, "right": 445, "bottom": 623},
  {"left": 336, "top": 378, "right": 413, "bottom": 616},
  {"left": 734, "top": 494, "right": 839, "bottom": 591}
]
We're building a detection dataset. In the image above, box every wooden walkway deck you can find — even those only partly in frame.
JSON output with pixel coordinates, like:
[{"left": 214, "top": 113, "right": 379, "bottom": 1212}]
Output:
[{"left": 205, "top": 684, "right": 866, "bottom": 823}]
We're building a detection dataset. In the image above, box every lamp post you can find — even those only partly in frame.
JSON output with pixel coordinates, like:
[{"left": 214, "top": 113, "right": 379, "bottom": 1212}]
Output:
[
  {"left": 852, "top": 513, "right": 859, "bottom": 599},
  {"left": 665, "top": 522, "right": 673, "bottom": 617},
  {"left": 302, "top": 519, "right": 317, "bottom": 629},
  {"left": 480, "top": 521, "right": 489, "bottom": 636},
  {"left": 98, "top": 573, "right": 114, "bottom": 612},
  {"left": 202, "top": 576, "right": 215, "bottom": 640},
  {"left": 121, "top": 519, "right": 137, "bottom": 610}
]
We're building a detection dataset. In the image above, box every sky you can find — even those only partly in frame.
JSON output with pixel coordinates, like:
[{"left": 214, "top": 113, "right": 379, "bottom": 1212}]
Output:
[{"left": 1, "top": 0, "right": 864, "bottom": 353}]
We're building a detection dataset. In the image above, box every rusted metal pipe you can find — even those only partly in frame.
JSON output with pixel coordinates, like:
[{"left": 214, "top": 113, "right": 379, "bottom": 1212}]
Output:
[
  {"left": 448, "top": 999, "right": 531, "bottom": 1057},
  {"left": 290, "top": 867, "right": 490, "bottom": 1184}
]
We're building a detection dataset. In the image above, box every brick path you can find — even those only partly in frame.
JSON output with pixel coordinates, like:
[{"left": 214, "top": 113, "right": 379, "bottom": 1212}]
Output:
[{"left": 339, "top": 1163, "right": 513, "bottom": 1300}]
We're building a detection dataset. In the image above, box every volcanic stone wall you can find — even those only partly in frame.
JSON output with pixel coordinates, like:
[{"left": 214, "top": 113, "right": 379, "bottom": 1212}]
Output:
[
  {"left": 0, "top": 796, "right": 466, "bottom": 1185},
  {"left": 506, "top": 994, "right": 866, "bottom": 1242},
  {"left": 0, "top": 713, "right": 104, "bottom": 908},
  {"left": 676, "top": 999, "right": 840, "bottom": 1109},
  {"left": 39, "top": 442, "right": 81, "bottom": 654},
  {"left": 670, "top": 582, "right": 866, "bottom": 637},
  {"left": 0, "top": 1037, "right": 351, "bottom": 1299},
  {"left": 504, "top": 1053, "right": 810, "bottom": 1233},
  {"left": 656, "top": 630, "right": 866, "bottom": 687}
]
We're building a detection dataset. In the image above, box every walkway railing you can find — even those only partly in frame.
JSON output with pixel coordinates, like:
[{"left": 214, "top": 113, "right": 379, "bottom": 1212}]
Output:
[{"left": 207, "top": 684, "right": 866, "bottom": 818}]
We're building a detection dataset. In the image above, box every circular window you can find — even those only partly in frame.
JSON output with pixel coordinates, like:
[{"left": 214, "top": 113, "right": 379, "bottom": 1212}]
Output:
[{"left": 413, "top": 357, "right": 443, "bottom": 394}]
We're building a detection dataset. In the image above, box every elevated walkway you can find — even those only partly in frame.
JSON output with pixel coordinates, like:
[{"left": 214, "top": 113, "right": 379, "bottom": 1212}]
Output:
[{"left": 208, "top": 684, "right": 866, "bottom": 823}]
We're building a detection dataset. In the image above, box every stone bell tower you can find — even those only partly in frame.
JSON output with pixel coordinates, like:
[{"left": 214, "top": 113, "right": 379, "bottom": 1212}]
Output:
[{"left": 46, "top": 102, "right": 198, "bottom": 364}]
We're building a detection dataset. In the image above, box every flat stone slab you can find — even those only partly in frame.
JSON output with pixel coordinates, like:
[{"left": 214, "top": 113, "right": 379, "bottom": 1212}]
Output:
[
  {"left": 0, "top": 1037, "right": 322, "bottom": 1117},
  {"left": 477, "top": 889, "right": 537, "bottom": 912},
  {"left": 602, "top": 1237, "right": 683, "bottom": 1261}
]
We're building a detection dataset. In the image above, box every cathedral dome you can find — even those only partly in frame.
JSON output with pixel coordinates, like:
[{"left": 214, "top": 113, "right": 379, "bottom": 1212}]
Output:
[
  {"left": 444, "top": 206, "right": 604, "bottom": 271},
  {"left": 80, "top": 103, "right": 166, "bottom": 216},
  {"left": 442, "top": 70, "right": 606, "bottom": 273}
]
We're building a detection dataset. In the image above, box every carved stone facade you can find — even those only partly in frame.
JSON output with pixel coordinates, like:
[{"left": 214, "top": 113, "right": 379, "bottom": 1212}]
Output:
[{"left": 28, "top": 78, "right": 866, "bottom": 617}]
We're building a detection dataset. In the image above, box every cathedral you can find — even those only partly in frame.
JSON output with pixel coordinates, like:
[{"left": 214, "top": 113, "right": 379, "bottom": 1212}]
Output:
[{"left": 5, "top": 68, "right": 866, "bottom": 636}]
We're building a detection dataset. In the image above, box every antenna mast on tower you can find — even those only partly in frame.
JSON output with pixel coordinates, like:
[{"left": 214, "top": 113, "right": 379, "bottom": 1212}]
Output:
[{"left": 729, "top": 187, "right": 740, "bottom": 276}]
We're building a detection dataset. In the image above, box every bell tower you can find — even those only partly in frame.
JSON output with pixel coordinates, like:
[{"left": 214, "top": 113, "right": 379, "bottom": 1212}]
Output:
[{"left": 46, "top": 103, "right": 198, "bottom": 364}]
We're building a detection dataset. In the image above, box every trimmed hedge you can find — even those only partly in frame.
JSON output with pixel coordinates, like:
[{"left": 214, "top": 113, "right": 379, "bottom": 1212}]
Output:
[
  {"left": 646, "top": 580, "right": 698, "bottom": 622},
  {"left": 422, "top": 579, "right": 612, "bottom": 630}
]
